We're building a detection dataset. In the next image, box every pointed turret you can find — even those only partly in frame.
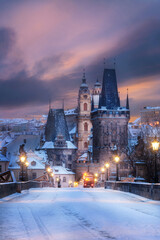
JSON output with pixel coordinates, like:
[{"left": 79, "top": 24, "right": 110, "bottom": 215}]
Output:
[
  {"left": 92, "top": 77, "right": 101, "bottom": 109},
  {"left": 45, "top": 109, "right": 70, "bottom": 142},
  {"left": 126, "top": 89, "right": 129, "bottom": 109},
  {"left": 79, "top": 70, "right": 90, "bottom": 95},
  {"left": 101, "top": 68, "right": 120, "bottom": 109}
]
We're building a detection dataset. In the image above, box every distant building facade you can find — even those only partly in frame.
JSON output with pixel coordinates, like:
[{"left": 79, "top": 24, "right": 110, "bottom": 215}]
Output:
[{"left": 141, "top": 107, "right": 160, "bottom": 125}]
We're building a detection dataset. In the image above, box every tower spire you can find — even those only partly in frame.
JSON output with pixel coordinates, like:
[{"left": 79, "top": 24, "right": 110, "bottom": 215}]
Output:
[
  {"left": 82, "top": 68, "right": 86, "bottom": 84},
  {"left": 62, "top": 99, "right": 64, "bottom": 110},
  {"left": 49, "top": 98, "right": 51, "bottom": 111},
  {"left": 126, "top": 88, "right": 129, "bottom": 109},
  {"left": 114, "top": 58, "right": 116, "bottom": 69},
  {"left": 104, "top": 58, "right": 106, "bottom": 69}
]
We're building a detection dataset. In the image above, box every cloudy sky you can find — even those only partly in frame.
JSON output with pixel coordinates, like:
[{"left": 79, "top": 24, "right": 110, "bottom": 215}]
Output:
[{"left": 0, "top": 0, "right": 160, "bottom": 119}]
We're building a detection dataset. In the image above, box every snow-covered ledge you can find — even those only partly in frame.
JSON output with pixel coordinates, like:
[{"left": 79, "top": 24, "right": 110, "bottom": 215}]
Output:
[{"left": 105, "top": 181, "right": 160, "bottom": 201}]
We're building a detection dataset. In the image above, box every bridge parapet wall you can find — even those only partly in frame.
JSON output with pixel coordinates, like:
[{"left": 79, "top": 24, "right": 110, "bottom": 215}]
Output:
[
  {"left": 0, "top": 181, "right": 42, "bottom": 199},
  {"left": 105, "top": 181, "right": 160, "bottom": 201}
]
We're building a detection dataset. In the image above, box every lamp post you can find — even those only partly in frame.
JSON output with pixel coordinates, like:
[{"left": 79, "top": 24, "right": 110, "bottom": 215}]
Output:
[
  {"left": 105, "top": 163, "right": 110, "bottom": 181},
  {"left": 101, "top": 167, "right": 105, "bottom": 182},
  {"left": 114, "top": 156, "right": 120, "bottom": 181},
  {"left": 152, "top": 137, "right": 159, "bottom": 183},
  {"left": 19, "top": 154, "right": 28, "bottom": 181}
]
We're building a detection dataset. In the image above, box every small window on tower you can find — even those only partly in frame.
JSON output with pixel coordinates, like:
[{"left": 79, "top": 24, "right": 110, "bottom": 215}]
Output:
[
  {"left": 84, "top": 142, "right": 88, "bottom": 148},
  {"left": 84, "top": 122, "right": 88, "bottom": 131},
  {"left": 84, "top": 103, "right": 87, "bottom": 111}
]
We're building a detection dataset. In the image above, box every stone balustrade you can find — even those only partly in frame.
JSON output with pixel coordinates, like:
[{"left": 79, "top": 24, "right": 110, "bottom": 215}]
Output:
[
  {"left": 0, "top": 181, "right": 42, "bottom": 198},
  {"left": 105, "top": 181, "right": 160, "bottom": 200}
]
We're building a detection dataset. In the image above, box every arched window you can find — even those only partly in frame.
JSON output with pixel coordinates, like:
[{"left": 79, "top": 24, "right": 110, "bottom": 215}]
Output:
[
  {"left": 84, "top": 122, "right": 88, "bottom": 131},
  {"left": 84, "top": 142, "right": 88, "bottom": 148},
  {"left": 84, "top": 103, "right": 87, "bottom": 111}
]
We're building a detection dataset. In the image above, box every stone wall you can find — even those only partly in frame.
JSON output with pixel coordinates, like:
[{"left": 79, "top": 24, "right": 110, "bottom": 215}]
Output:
[
  {"left": 105, "top": 181, "right": 160, "bottom": 200},
  {"left": 0, "top": 181, "right": 42, "bottom": 199},
  {"left": 0, "top": 182, "right": 17, "bottom": 198}
]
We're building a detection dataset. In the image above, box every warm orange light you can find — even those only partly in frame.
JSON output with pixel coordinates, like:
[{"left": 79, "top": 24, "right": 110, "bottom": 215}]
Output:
[
  {"left": 20, "top": 156, "right": 26, "bottom": 163},
  {"left": 47, "top": 167, "right": 51, "bottom": 173},
  {"left": 152, "top": 138, "right": 159, "bottom": 151},
  {"left": 94, "top": 173, "right": 98, "bottom": 177},
  {"left": 50, "top": 173, "right": 54, "bottom": 177},
  {"left": 101, "top": 167, "right": 105, "bottom": 173},
  {"left": 115, "top": 156, "right": 120, "bottom": 163},
  {"left": 94, "top": 178, "right": 97, "bottom": 182},
  {"left": 25, "top": 161, "right": 29, "bottom": 167},
  {"left": 105, "top": 163, "right": 110, "bottom": 168},
  {"left": 74, "top": 182, "right": 78, "bottom": 187}
]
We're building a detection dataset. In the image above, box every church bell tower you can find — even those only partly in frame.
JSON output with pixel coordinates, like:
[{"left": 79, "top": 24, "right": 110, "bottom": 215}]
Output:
[{"left": 77, "top": 72, "right": 92, "bottom": 155}]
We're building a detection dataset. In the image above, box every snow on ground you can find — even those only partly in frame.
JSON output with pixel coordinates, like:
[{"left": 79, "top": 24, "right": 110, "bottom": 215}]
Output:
[{"left": 0, "top": 188, "right": 160, "bottom": 240}]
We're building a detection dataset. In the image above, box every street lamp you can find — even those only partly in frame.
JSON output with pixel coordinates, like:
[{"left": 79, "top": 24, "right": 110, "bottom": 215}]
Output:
[
  {"left": 19, "top": 154, "right": 28, "bottom": 181},
  {"left": 94, "top": 173, "right": 98, "bottom": 178},
  {"left": 47, "top": 167, "right": 51, "bottom": 173},
  {"left": 101, "top": 167, "right": 105, "bottom": 182},
  {"left": 105, "top": 163, "right": 110, "bottom": 181},
  {"left": 114, "top": 156, "right": 120, "bottom": 181},
  {"left": 152, "top": 137, "right": 159, "bottom": 183}
]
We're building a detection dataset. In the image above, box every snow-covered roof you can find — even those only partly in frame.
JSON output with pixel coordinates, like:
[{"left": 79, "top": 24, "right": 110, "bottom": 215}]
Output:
[
  {"left": 52, "top": 166, "right": 75, "bottom": 175},
  {"left": 9, "top": 150, "right": 46, "bottom": 170},
  {"left": 0, "top": 135, "right": 13, "bottom": 149},
  {"left": 143, "top": 106, "right": 160, "bottom": 110},
  {"left": 69, "top": 126, "right": 76, "bottom": 134},
  {"left": 64, "top": 108, "right": 77, "bottom": 116},
  {"left": 78, "top": 152, "right": 88, "bottom": 161},
  {"left": 42, "top": 141, "right": 77, "bottom": 149},
  {"left": 0, "top": 153, "right": 9, "bottom": 162},
  {"left": 133, "top": 118, "right": 141, "bottom": 125},
  {"left": 6, "top": 135, "right": 40, "bottom": 157}
]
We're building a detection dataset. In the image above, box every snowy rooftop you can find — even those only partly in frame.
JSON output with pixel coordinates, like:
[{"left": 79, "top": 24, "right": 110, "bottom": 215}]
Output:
[
  {"left": 69, "top": 126, "right": 76, "bottom": 134},
  {"left": 0, "top": 153, "right": 9, "bottom": 162},
  {"left": 64, "top": 108, "right": 77, "bottom": 116},
  {"left": 78, "top": 152, "right": 88, "bottom": 161},
  {"left": 9, "top": 150, "right": 46, "bottom": 170},
  {"left": 42, "top": 141, "right": 77, "bottom": 149},
  {"left": 143, "top": 106, "right": 160, "bottom": 110},
  {"left": 52, "top": 166, "right": 75, "bottom": 175}
]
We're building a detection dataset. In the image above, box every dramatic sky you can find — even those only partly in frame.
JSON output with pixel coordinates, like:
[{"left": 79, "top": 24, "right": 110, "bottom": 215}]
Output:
[{"left": 0, "top": 0, "right": 160, "bottom": 120}]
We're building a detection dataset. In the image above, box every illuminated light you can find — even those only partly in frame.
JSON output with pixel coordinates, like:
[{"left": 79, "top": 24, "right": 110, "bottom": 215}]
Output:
[
  {"left": 25, "top": 161, "right": 29, "bottom": 167},
  {"left": 152, "top": 138, "right": 159, "bottom": 151},
  {"left": 94, "top": 178, "right": 97, "bottom": 182},
  {"left": 94, "top": 173, "right": 98, "bottom": 177},
  {"left": 50, "top": 173, "right": 54, "bottom": 177},
  {"left": 101, "top": 167, "right": 105, "bottom": 173},
  {"left": 105, "top": 163, "right": 110, "bottom": 168},
  {"left": 83, "top": 172, "right": 87, "bottom": 176},
  {"left": 115, "top": 156, "right": 120, "bottom": 163},
  {"left": 74, "top": 182, "right": 78, "bottom": 187},
  {"left": 20, "top": 156, "right": 26, "bottom": 162},
  {"left": 47, "top": 167, "right": 51, "bottom": 173}
]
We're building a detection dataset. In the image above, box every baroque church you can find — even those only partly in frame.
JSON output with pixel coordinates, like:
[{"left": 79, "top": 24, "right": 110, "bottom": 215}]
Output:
[{"left": 43, "top": 68, "right": 130, "bottom": 180}]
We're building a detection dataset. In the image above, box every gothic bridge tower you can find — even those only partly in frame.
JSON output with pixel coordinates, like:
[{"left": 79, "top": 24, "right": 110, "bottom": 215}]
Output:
[{"left": 91, "top": 68, "right": 130, "bottom": 166}]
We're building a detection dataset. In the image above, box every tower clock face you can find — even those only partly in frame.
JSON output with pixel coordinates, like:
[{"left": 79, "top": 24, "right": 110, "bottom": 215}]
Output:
[{"left": 83, "top": 95, "right": 88, "bottom": 99}]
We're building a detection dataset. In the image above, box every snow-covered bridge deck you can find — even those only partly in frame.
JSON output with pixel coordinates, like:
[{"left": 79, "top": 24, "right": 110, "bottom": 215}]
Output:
[{"left": 0, "top": 188, "right": 160, "bottom": 240}]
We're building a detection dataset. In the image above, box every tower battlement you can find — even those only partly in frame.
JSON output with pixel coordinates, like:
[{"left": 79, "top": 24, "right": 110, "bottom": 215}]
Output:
[{"left": 91, "top": 108, "right": 130, "bottom": 119}]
